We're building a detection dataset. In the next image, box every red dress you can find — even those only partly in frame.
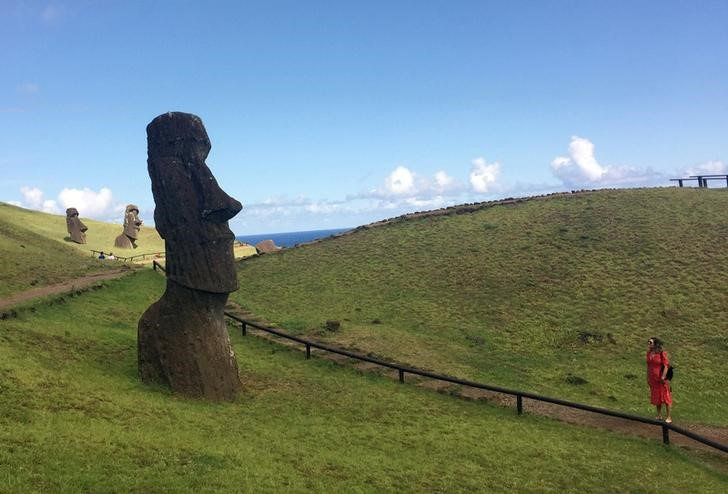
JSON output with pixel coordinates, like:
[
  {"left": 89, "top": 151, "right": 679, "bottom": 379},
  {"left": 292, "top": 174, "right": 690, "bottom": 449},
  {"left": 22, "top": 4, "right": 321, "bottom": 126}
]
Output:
[{"left": 646, "top": 351, "right": 672, "bottom": 406}]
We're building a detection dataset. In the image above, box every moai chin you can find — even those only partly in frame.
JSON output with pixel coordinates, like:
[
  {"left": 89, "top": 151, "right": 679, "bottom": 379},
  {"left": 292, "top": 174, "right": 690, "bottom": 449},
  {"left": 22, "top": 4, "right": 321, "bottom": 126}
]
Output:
[
  {"left": 137, "top": 112, "right": 243, "bottom": 400},
  {"left": 65, "top": 207, "right": 88, "bottom": 244},
  {"left": 114, "top": 204, "right": 143, "bottom": 249}
]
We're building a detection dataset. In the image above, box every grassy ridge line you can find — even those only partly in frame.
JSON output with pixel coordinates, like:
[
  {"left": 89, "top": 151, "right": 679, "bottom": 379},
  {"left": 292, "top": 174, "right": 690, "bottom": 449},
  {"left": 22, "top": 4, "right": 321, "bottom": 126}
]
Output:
[
  {"left": 288, "top": 188, "right": 601, "bottom": 248},
  {"left": 232, "top": 187, "right": 728, "bottom": 426},
  {"left": 356, "top": 188, "right": 595, "bottom": 227},
  {"left": 0, "top": 269, "right": 725, "bottom": 492}
]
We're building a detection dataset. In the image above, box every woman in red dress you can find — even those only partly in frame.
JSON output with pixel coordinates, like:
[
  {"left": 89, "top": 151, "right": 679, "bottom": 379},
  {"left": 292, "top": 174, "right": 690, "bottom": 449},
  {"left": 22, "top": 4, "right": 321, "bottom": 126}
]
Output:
[{"left": 646, "top": 337, "right": 672, "bottom": 423}]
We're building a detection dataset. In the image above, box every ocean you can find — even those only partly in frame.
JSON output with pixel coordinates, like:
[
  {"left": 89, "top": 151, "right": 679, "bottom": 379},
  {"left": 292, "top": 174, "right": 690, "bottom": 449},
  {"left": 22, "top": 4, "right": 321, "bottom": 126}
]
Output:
[{"left": 236, "top": 227, "right": 351, "bottom": 248}]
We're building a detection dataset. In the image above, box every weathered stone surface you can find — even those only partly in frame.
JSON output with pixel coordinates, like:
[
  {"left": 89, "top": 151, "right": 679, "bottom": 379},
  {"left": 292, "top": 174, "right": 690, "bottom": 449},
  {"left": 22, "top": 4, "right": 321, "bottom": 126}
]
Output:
[
  {"left": 114, "top": 204, "right": 143, "bottom": 249},
  {"left": 138, "top": 112, "right": 242, "bottom": 400},
  {"left": 255, "top": 239, "right": 282, "bottom": 254},
  {"left": 65, "top": 207, "right": 88, "bottom": 244}
]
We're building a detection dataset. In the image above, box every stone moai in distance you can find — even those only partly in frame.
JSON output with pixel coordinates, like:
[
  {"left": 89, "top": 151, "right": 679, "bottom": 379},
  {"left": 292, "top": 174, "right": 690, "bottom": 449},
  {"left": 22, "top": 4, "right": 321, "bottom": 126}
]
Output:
[
  {"left": 114, "top": 204, "right": 143, "bottom": 249},
  {"left": 65, "top": 207, "right": 88, "bottom": 244},
  {"left": 137, "top": 112, "right": 243, "bottom": 401}
]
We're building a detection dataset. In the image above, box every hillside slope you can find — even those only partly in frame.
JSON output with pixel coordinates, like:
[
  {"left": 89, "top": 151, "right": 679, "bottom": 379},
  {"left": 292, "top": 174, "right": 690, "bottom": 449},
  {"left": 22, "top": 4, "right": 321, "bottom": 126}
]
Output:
[
  {"left": 0, "top": 206, "right": 113, "bottom": 297},
  {"left": 0, "top": 202, "right": 166, "bottom": 257},
  {"left": 0, "top": 270, "right": 725, "bottom": 491},
  {"left": 232, "top": 188, "right": 728, "bottom": 425},
  {"left": 0, "top": 202, "right": 166, "bottom": 297}
]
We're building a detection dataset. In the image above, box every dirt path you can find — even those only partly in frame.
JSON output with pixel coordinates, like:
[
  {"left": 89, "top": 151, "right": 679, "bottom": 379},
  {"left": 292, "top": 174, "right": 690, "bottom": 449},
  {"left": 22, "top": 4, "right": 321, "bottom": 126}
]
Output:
[
  {"left": 0, "top": 268, "right": 134, "bottom": 312},
  {"left": 226, "top": 303, "right": 728, "bottom": 459}
]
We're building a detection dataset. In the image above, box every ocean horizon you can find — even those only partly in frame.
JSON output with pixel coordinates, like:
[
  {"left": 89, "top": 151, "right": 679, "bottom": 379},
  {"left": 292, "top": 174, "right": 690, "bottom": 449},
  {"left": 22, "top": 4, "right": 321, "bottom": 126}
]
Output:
[{"left": 235, "top": 227, "right": 351, "bottom": 248}]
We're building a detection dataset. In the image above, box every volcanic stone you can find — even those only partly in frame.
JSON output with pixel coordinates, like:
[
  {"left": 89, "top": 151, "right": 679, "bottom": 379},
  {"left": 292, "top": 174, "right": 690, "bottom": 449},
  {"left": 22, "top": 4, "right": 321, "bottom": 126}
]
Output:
[
  {"left": 65, "top": 207, "right": 88, "bottom": 244},
  {"left": 255, "top": 239, "right": 282, "bottom": 254},
  {"left": 138, "top": 112, "right": 243, "bottom": 400},
  {"left": 114, "top": 204, "right": 143, "bottom": 249}
]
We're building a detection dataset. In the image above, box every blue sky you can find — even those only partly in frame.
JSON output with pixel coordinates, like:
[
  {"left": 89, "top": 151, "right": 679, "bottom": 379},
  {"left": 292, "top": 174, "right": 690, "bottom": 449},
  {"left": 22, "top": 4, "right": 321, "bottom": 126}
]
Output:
[{"left": 2, "top": 1, "right": 726, "bottom": 234}]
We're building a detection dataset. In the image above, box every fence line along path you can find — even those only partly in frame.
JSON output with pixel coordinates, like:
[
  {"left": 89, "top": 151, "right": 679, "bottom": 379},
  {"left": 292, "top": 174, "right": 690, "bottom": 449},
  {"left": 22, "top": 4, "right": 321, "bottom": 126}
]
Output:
[
  {"left": 91, "top": 249, "right": 165, "bottom": 263},
  {"left": 152, "top": 260, "right": 728, "bottom": 456}
]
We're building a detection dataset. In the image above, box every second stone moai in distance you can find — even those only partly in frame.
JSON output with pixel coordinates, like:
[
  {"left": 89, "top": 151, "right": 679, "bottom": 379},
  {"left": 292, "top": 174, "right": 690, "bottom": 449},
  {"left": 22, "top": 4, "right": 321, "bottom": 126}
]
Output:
[
  {"left": 114, "top": 204, "right": 143, "bottom": 249},
  {"left": 66, "top": 207, "right": 88, "bottom": 244}
]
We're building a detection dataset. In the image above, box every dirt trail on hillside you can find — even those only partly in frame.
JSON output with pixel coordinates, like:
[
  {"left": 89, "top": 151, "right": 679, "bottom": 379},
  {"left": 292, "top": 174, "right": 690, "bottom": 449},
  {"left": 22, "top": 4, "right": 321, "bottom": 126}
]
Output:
[
  {"left": 226, "top": 303, "right": 728, "bottom": 459},
  {"left": 0, "top": 268, "right": 133, "bottom": 311}
]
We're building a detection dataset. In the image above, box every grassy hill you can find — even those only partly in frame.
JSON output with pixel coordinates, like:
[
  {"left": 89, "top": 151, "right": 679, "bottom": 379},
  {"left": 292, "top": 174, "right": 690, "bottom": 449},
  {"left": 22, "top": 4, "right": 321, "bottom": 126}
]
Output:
[
  {"left": 232, "top": 188, "right": 728, "bottom": 426},
  {"left": 0, "top": 203, "right": 122, "bottom": 297},
  {"left": 0, "top": 270, "right": 725, "bottom": 492},
  {"left": 0, "top": 202, "right": 166, "bottom": 258}
]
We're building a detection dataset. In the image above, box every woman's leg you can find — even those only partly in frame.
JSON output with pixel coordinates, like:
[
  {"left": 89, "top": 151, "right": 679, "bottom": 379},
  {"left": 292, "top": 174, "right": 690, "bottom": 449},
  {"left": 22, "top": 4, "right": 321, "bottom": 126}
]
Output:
[
  {"left": 655, "top": 404, "right": 663, "bottom": 419},
  {"left": 665, "top": 404, "right": 672, "bottom": 423}
]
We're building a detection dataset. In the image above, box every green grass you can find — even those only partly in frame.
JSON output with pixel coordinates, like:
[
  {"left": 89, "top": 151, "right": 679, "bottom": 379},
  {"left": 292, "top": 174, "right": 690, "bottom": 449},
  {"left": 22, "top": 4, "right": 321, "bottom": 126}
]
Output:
[
  {"left": 0, "top": 201, "right": 166, "bottom": 260},
  {"left": 231, "top": 188, "right": 728, "bottom": 426},
  {"left": 0, "top": 206, "right": 118, "bottom": 297},
  {"left": 0, "top": 270, "right": 726, "bottom": 492}
]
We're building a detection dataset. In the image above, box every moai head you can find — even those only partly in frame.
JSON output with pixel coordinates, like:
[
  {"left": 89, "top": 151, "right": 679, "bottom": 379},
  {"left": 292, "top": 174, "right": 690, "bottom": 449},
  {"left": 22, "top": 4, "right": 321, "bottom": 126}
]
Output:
[
  {"left": 146, "top": 112, "right": 242, "bottom": 293},
  {"left": 65, "top": 207, "right": 88, "bottom": 244},
  {"left": 123, "top": 204, "right": 143, "bottom": 243}
]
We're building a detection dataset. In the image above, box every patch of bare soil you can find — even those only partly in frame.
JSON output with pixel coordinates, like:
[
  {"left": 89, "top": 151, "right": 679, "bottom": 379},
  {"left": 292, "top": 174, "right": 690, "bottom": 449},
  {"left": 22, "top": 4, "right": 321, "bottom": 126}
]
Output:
[
  {"left": 0, "top": 267, "right": 134, "bottom": 312},
  {"left": 225, "top": 303, "right": 728, "bottom": 458}
]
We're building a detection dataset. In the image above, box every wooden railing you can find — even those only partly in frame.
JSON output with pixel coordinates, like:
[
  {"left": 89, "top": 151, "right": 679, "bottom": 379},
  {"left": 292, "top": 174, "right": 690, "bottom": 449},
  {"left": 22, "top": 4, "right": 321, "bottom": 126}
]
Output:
[
  {"left": 151, "top": 260, "right": 727, "bottom": 455},
  {"left": 92, "top": 250, "right": 165, "bottom": 262},
  {"left": 671, "top": 174, "right": 728, "bottom": 187}
]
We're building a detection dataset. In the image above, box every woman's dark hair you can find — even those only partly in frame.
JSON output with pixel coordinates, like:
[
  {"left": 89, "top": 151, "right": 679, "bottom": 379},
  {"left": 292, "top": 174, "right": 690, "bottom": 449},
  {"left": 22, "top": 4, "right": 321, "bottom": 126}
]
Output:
[{"left": 650, "top": 337, "right": 664, "bottom": 352}]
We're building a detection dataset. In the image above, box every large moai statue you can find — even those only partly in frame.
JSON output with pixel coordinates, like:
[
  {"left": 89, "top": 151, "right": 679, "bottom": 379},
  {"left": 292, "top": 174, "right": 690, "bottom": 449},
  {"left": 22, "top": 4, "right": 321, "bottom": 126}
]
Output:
[
  {"left": 114, "top": 204, "right": 143, "bottom": 249},
  {"left": 137, "top": 112, "right": 242, "bottom": 400},
  {"left": 65, "top": 208, "right": 88, "bottom": 244}
]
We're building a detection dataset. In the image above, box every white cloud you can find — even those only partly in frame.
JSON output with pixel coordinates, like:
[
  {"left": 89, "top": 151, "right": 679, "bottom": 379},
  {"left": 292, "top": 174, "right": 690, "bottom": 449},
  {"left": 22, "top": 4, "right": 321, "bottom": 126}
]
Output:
[
  {"left": 246, "top": 196, "right": 348, "bottom": 218},
  {"left": 41, "top": 199, "right": 59, "bottom": 214},
  {"left": 15, "top": 185, "right": 119, "bottom": 218},
  {"left": 551, "top": 136, "right": 606, "bottom": 185},
  {"left": 20, "top": 186, "right": 44, "bottom": 209},
  {"left": 551, "top": 136, "right": 664, "bottom": 187},
  {"left": 384, "top": 166, "right": 416, "bottom": 196},
  {"left": 305, "top": 202, "right": 338, "bottom": 214},
  {"left": 405, "top": 196, "right": 448, "bottom": 209},
  {"left": 7, "top": 201, "right": 22, "bottom": 207},
  {"left": 57, "top": 187, "right": 114, "bottom": 217},
  {"left": 434, "top": 171, "right": 456, "bottom": 191},
  {"left": 685, "top": 160, "right": 726, "bottom": 176},
  {"left": 355, "top": 165, "right": 467, "bottom": 202},
  {"left": 469, "top": 157, "right": 501, "bottom": 193}
]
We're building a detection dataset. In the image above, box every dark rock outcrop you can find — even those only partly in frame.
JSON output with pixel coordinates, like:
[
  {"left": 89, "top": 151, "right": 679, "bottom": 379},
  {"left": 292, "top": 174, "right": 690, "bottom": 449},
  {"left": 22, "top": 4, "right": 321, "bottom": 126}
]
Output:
[{"left": 255, "top": 239, "right": 282, "bottom": 254}]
